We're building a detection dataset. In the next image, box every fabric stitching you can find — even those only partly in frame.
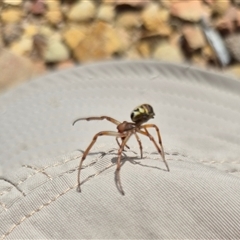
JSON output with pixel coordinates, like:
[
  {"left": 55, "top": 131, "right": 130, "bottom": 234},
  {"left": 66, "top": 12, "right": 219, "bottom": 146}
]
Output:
[
  {"left": 0, "top": 149, "right": 114, "bottom": 202},
  {"left": 1, "top": 149, "right": 240, "bottom": 238},
  {"left": 0, "top": 178, "right": 26, "bottom": 197},
  {"left": 16, "top": 155, "right": 80, "bottom": 186},
  {"left": 22, "top": 165, "right": 53, "bottom": 180},
  {"left": 1, "top": 150, "right": 240, "bottom": 197},
  {"left": 0, "top": 148, "right": 118, "bottom": 196},
  {"left": 0, "top": 185, "right": 75, "bottom": 240},
  {"left": 0, "top": 162, "right": 115, "bottom": 240},
  {"left": 0, "top": 155, "right": 81, "bottom": 196},
  {"left": 0, "top": 202, "right": 7, "bottom": 211}
]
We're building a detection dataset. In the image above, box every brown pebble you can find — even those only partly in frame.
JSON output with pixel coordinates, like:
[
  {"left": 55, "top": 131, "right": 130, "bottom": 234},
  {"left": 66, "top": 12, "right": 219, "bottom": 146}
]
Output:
[
  {"left": 73, "top": 21, "right": 122, "bottom": 62},
  {"left": 1, "top": 8, "right": 23, "bottom": 24},
  {"left": 182, "top": 24, "right": 206, "bottom": 50},
  {"left": 170, "top": 0, "right": 205, "bottom": 22},
  {"left": 31, "top": 0, "right": 46, "bottom": 15}
]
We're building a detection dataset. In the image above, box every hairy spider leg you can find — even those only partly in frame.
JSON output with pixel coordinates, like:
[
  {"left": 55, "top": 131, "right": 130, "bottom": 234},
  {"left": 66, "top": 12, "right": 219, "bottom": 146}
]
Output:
[
  {"left": 73, "top": 116, "right": 131, "bottom": 150},
  {"left": 116, "top": 137, "right": 130, "bottom": 150},
  {"left": 115, "top": 131, "right": 132, "bottom": 195},
  {"left": 115, "top": 132, "right": 143, "bottom": 158},
  {"left": 133, "top": 132, "right": 143, "bottom": 158},
  {"left": 73, "top": 116, "right": 121, "bottom": 126},
  {"left": 137, "top": 126, "right": 169, "bottom": 172},
  {"left": 77, "top": 131, "right": 126, "bottom": 192},
  {"left": 142, "top": 124, "right": 164, "bottom": 151},
  {"left": 142, "top": 124, "right": 167, "bottom": 169},
  {"left": 73, "top": 116, "right": 132, "bottom": 151}
]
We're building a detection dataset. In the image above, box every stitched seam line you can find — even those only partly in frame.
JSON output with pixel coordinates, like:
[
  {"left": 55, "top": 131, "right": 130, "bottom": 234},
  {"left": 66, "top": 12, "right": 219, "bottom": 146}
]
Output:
[
  {"left": 0, "top": 202, "right": 7, "bottom": 211},
  {"left": 0, "top": 161, "right": 115, "bottom": 240},
  {"left": 0, "top": 155, "right": 81, "bottom": 196},
  {"left": 1, "top": 150, "right": 240, "bottom": 197},
  {"left": 0, "top": 183, "right": 76, "bottom": 240}
]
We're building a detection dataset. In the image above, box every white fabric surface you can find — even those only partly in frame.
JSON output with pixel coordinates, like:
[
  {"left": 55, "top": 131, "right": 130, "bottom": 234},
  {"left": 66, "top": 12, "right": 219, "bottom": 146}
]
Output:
[{"left": 0, "top": 60, "right": 240, "bottom": 239}]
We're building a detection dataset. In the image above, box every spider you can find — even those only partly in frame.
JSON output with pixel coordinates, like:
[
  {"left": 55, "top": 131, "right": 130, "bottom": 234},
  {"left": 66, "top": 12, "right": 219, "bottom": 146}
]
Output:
[{"left": 73, "top": 104, "right": 169, "bottom": 195}]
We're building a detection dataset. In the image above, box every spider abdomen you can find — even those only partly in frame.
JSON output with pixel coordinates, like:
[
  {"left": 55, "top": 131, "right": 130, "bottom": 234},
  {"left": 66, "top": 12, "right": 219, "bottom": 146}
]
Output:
[{"left": 130, "top": 104, "right": 155, "bottom": 124}]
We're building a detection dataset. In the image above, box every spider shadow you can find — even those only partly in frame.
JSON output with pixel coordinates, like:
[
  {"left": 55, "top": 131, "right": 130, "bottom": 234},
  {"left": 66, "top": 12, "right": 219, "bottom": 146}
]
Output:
[
  {"left": 74, "top": 149, "right": 111, "bottom": 158},
  {"left": 76, "top": 148, "right": 168, "bottom": 195},
  {"left": 111, "top": 155, "right": 168, "bottom": 171},
  {"left": 110, "top": 153, "right": 169, "bottom": 195}
]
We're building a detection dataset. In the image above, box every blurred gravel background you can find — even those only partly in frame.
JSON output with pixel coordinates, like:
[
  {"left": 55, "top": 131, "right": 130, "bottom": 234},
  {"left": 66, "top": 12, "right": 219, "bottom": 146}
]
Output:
[{"left": 1, "top": 0, "right": 240, "bottom": 93}]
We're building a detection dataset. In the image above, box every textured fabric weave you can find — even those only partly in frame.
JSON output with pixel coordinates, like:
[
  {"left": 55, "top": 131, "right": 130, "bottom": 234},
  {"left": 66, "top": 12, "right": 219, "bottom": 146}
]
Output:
[{"left": 0, "top": 60, "right": 240, "bottom": 239}]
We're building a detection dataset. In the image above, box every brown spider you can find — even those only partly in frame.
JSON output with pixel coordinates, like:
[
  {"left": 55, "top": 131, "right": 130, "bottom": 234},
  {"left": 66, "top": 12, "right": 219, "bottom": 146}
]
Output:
[{"left": 73, "top": 104, "right": 169, "bottom": 195}]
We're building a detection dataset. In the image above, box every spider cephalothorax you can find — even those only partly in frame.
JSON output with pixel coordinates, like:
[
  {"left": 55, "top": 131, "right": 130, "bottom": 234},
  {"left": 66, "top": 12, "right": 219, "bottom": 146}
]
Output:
[{"left": 73, "top": 104, "right": 169, "bottom": 195}]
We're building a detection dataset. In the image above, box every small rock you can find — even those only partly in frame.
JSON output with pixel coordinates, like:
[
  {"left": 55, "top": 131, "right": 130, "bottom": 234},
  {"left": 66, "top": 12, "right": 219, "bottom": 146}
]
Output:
[
  {"left": 114, "top": 27, "right": 134, "bottom": 51},
  {"left": 215, "top": 6, "right": 238, "bottom": 33},
  {"left": 226, "top": 64, "right": 240, "bottom": 79},
  {"left": 141, "top": 3, "right": 171, "bottom": 36},
  {"left": 116, "top": 11, "right": 142, "bottom": 29},
  {"left": 153, "top": 42, "right": 184, "bottom": 63},
  {"left": 97, "top": 4, "right": 115, "bottom": 22},
  {"left": 45, "top": 0, "right": 60, "bottom": 10},
  {"left": 22, "top": 0, "right": 33, "bottom": 14},
  {"left": 170, "top": 0, "right": 205, "bottom": 22},
  {"left": 225, "top": 34, "right": 240, "bottom": 62},
  {"left": 1, "top": 8, "right": 23, "bottom": 24},
  {"left": 9, "top": 37, "right": 33, "bottom": 57},
  {"left": 169, "top": 32, "right": 182, "bottom": 46},
  {"left": 60, "top": 2, "right": 71, "bottom": 15},
  {"left": 182, "top": 24, "right": 206, "bottom": 50},
  {"left": 125, "top": 46, "right": 142, "bottom": 59},
  {"left": 39, "top": 25, "right": 55, "bottom": 37},
  {"left": 45, "top": 10, "right": 63, "bottom": 25},
  {"left": 142, "top": 3, "right": 167, "bottom": 30},
  {"left": 23, "top": 24, "right": 39, "bottom": 37},
  {"left": 31, "top": 0, "right": 46, "bottom": 15},
  {"left": 73, "top": 21, "right": 122, "bottom": 62},
  {"left": 191, "top": 54, "right": 208, "bottom": 68},
  {"left": 136, "top": 41, "right": 152, "bottom": 58},
  {"left": 212, "top": 0, "right": 230, "bottom": 15},
  {"left": 44, "top": 37, "right": 70, "bottom": 62},
  {"left": 141, "top": 27, "right": 172, "bottom": 38},
  {"left": 55, "top": 59, "right": 76, "bottom": 70},
  {"left": 160, "top": 0, "right": 172, "bottom": 9},
  {"left": 62, "top": 26, "right": 87, "bottom": 50},
  {"left": 0, "top": 49, "right": 45, "bottom": 93},
  {"left": 2, "top": 23, "right": 23, "bottom": 45},
  {"left": 32, "top": 34, "right": 47, "bottom": 59},
  {"left": 67, "top": 1, "right": 96, "bottom": 22},
  {"left": 3, "top": 0, "right": 22, "bottom": 6},
  {"left": 202, "top": 45, "right": 215, "bottom": 61}
]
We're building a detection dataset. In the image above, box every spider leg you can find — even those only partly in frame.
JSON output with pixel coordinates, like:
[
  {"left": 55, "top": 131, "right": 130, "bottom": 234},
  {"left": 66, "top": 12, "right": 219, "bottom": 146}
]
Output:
[
  {"left": 77, "top": 131, "right": 126, "bottom": 192},
  {"left": 133, "top": 132, "right": 143, "bottom": 158},
  {"left": 137, "top": 126, "right": 169, "bottom": 171},
  {"left": 116, "top": 133, "right": 142, "bottom": 157},
  {"left": 73, "top": 116, "right": 121, "bottom": 126},
  {"left": 141, "top": 124, "right": 164, "bottom": 149},
  {"left": 115, "top": 131, "right": 133, "bottom": 195},
  {"left": 116, "top": 137, "right": 130, "bottom": 150}
]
